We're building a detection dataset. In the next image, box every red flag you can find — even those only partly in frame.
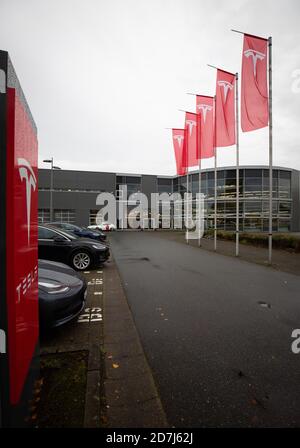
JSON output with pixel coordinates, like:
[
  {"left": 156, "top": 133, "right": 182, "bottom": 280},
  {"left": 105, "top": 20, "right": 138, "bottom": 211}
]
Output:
[
  {"left": 215, "top": 69, "right": 236, "bottom": 147},
  {"left": 185, "top": 112, "right": 199, "bottom": 166},
  {"left": 172, "top": 129, "right": 187, "bottom": 175},
  {"left": 196, "top": 95, "right": 214, "bottom": 159},
  {"left": 241, "top": 34, "right": 268, "bottom": 132}
]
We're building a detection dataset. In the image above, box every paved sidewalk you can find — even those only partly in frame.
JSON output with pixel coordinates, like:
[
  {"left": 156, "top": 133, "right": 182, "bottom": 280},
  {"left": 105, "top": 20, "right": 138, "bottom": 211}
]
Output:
[{"left": 102, "top": 255, "right": 168, "bottom": 428}]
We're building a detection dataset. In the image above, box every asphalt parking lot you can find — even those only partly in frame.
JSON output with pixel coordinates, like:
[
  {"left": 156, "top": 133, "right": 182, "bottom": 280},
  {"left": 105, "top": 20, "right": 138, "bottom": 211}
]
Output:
[{"left": 109, "top": 231, "right": 300, "bottom": 428}]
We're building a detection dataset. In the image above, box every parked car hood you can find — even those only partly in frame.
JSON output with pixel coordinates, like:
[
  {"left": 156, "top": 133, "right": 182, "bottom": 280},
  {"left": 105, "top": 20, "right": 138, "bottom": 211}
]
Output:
[
  {"left": 74, "top": 238, "right": 108, "bottom": 249},
  {"left": 38, "top": 267, "right": 83, "bottom": 291}
]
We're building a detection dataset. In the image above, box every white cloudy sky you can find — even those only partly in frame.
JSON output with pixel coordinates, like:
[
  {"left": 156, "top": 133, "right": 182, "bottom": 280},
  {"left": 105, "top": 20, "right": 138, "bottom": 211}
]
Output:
[{"left": 1, "top": 0, "right": 300, "bottom": 175}]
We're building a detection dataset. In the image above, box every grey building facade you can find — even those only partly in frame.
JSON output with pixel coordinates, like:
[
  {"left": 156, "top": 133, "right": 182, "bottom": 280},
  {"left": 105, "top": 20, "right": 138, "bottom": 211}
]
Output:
[{"left": 38, "top": 166, "right": 300, "bottom": 233}]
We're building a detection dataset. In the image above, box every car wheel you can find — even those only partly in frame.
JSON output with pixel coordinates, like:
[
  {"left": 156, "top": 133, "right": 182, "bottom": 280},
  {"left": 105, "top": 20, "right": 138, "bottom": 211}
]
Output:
[{"left": 71, "top": 251, "right": 91, "bottom": 270}]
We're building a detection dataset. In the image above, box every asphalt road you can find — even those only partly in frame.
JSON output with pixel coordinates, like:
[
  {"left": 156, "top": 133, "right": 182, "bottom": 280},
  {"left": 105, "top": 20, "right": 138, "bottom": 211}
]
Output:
[{"left": 109, "top": 231, "right": 300, "bottom": 428}]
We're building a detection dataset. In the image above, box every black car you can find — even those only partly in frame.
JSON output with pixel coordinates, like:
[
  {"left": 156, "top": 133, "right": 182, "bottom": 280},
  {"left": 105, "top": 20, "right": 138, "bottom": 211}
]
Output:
[
  {"left": 38, "top": 259, "right": 87, "bottom": 329},
  {"left": 49, "top": 222, "right": 107, "bottom": 243},
  {"left": 38, "top": 224, "right": 110, "bottom": 270}
]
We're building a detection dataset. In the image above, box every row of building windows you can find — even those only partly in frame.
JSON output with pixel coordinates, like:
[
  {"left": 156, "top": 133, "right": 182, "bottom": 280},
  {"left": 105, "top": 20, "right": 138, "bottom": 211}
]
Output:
[
  {"left": 38, "top": 201, "right": 292, "bottom": 232},
  {"left": 174, "top": 170, "right": 291, "bottom": 200},
  {"left": 38, "top": 209, "right": 76, "bottom": 224},
  {"left": 39, "top": 170, "right": 292, "bottom": 200}
]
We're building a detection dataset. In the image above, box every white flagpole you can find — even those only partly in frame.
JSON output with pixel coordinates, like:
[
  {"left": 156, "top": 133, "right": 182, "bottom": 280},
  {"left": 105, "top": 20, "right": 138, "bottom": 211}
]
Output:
[
  {"left": 198, "top": 114, "right": 202, "bottom": 247},
  {"left": 268, "top": 36, "right": 273, "bottom": 264},
  {"left": 186, "top": 168, "right": 189, "bottom": 244},
  {"left": 213, "top": 96, "right": 217, "bottom": 251},
  {"left": 235, "top": 72, "right": 240, "bottom": 257},
  {"left": 198, "top": 157, "right": 202, "bottom": 247}
]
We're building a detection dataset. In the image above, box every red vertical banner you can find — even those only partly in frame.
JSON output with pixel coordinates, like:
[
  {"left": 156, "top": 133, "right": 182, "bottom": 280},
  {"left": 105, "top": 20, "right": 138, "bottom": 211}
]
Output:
[
  {"left": 172, "top": 128, "right": 187, "bottom": 175},
  {"left": 196, "top": 95, "right": 214, "bottom": 159},
  {"left": 6, "top": 88, "right": 39, "bottom": 405},
  {"left": 215, "top": 69, "right": 236, "bottom": 147},
  {"left": 241, "top": 34, "right": 268, "bottom": 132},
  {"left": 184, "top": 111, "right": 199, "bottom": 166}
]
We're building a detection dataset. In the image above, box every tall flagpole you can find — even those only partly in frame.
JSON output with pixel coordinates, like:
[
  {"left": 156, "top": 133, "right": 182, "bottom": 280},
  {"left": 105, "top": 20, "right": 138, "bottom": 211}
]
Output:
[
  {"left": 235, "top": 72, "right": 240, "bottom": 257},
  {"left": 198, "top": 114, "right": 202, "bottom": 247},
  {"left": 268, "top": 36, "right": 273, "bottom": 264},
  {"left": 186, "top": 168, "right": 189, "bottom": 244},
  {"left": 213, "top": 95, "right": 217, "bottom": 252},
  {"left": 186, "top": 119, "right": 189, "bottom": 245}
]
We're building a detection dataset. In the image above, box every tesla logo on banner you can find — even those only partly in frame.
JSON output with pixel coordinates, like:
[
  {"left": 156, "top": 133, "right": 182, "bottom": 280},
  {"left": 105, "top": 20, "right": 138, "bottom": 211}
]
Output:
[
  {"left": 218, "top": 81, "right": 234, "bottom": 101},
  {"left": 18, "top": 158, "right": 37, "bottom": 245},
  {"left": 197, "top": 104, "right": 213, "bottom": 123},
  {"left": 173, "top": 135, "right": 184, "bottom": 147},
  {"left": 244, "top": 49, "right": 266, "bottom": 77},
  {"left": 186, "top": 120, "right": 196, "bottom": 136}
]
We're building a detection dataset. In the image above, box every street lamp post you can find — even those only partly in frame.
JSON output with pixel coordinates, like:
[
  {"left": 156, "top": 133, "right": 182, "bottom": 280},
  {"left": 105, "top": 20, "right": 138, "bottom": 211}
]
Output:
[{"left": 43, "top": 158, "right": 61, "bottom": 222}]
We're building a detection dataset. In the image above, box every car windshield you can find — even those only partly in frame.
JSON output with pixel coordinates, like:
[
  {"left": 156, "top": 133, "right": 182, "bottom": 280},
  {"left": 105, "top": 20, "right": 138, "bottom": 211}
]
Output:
[
  {"left": 68, "top": 224, "right": 82, "bottom": 231},
  {"left": 55, "top": 228, "right": 79, "bottom": 240}
]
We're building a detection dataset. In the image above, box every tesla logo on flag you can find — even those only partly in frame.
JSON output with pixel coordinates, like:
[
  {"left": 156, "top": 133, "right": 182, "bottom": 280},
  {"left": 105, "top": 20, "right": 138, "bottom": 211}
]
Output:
[
  {"left": 18, "top": 158, "right": 37, "bottom": 245},
  {"left": 173, "top": 135, "right": 184, "bottom": 147},
  {"left": 218, "top": 81, "right": 234, "bottom": 101},
  {"left": 186, "top": 120, "right": 196, "bottom": 136},
  {"left": 197, "top": 104, "right": 213, "bottom": 123},
  {"left": 244, "top": 49, "right": 265, "bottom": 77}
]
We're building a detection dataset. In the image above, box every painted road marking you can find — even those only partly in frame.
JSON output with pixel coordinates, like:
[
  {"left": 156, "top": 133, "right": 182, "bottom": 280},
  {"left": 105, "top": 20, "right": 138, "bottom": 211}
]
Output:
[
  {"left": 88, "top": 278, "right": 103, "bottom": 286},
  {"left": 78, "top": 307, "right": 103, "bottom": 323},
  {"left": 94, "top": 292, "right": 103, "bottom": 295}
]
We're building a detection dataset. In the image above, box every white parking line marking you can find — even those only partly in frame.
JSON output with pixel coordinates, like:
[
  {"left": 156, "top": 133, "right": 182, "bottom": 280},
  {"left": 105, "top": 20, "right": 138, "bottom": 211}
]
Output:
[{"left": 77, "top": 307, "right": 103, "bottom": 323}]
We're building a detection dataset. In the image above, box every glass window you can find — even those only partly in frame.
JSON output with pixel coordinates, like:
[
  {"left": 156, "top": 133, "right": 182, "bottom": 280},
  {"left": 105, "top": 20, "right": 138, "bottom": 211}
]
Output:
[
  {"left": 38, "top": 227, "right": 57, "bottom": 240},
  {"left": 217, "top": 201, "right": 225, "bottom": 214},
  {"left": 38, "top": 209, "right": 50, "bottom": 223},
  {"left": 217, "top": 218, "right": 225, "bottom": 230},
  {"left": 262, "top": 201, "right": 278, "bottom": 215},
  {"left": 244, "top": 177, "right": 262, "bottom": 198},
  {"left": 207, "top": 179, "right": 215, "bottom": 199},
  {"left": 279, "top": 202, "right": 292, "bottom": 216},
  {"left": 263, "top": 219, "right": 278, "bottom": 232},
  {"left": 217, "top": 178, "right": 225, "bottom": 197},
  {"left": 225, "top": 170, "right": 236, "bottom": 179},
  {"left": 225, "top": 201, "right": 236, "bottom": 216},
  {"left": 225, "top": 218, "right": 237, "bottom": 231},
  {"left": 279, "top": 172, "right": 291, "bottom": 198},
  {"left": 125, "top": 176, "right": 141, "bottom": 184},
  {"left": 53, "top": 209, "right": 75, "bottom": 223},
  {"left": 245, "top": 169, "right": 262, "bottom": 178},
  {"left": 207, "top": 201, "right": 215, "bottom": 215},
  {"left": 245, "top": 201, "right": 262, "bottom": 215},
  {"left": 244, "top": 218, "right": 262, "bottom": 232},
  {"left": 278, "top": 220, "right": 291, "bottom": 232}
]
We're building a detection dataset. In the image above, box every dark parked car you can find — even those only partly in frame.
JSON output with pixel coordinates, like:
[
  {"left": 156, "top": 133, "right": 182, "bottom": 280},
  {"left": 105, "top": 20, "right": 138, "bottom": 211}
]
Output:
[
  {"left": 38, "top": 224, "right": 110, "bottom": 270},
  {"left": 38, "top": 259, "right": 87, "bottom": 329},
  {"left": 49, "top": 222, "right": 107, "bottom": 242}
]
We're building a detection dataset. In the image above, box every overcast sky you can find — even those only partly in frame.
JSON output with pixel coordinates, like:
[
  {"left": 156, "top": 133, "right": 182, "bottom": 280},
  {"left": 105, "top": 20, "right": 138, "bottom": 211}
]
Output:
[{"left": 1, "top": 0, "right": 299, "bottom": 175}]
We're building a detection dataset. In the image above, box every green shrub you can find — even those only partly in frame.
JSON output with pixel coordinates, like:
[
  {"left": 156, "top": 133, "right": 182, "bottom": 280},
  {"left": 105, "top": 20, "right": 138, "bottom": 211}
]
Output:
[{"left": 203, "top": 230, "right": 300, "bottom": 252}]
